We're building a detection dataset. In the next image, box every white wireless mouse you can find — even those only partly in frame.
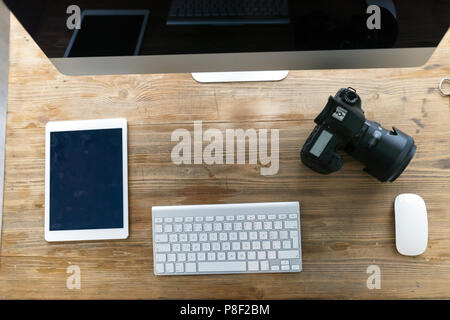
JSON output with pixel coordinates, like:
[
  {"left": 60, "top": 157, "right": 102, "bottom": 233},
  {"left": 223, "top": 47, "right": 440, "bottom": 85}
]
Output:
[{"left": 394, "top": 194, "right": 428, "bottom": 256}]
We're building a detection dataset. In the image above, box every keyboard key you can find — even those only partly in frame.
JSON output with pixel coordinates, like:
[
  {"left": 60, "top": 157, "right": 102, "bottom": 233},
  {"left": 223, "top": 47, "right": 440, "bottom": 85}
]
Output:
[
  {"left": 216, "top": 216, "right": 224, "bottom": 221},
  {"left": 232, "top": 242, "right": 240, "bottom": 250},
  {"left": 244, "top": 222, "right": 252, "bottom": 230},
  {"left": 195, "top": 216, "right": 204, "bottom": 222},
  {"left": 289, "top": 214, "right": 297, "bottom": 219},
  {"left": 155, "top": 263, "right": 164, "bottom": 273},
  {"left": 212, "top": 242, "right": 220, "bottom": 251},
  {"left": 184, "top": 224, "right": 192, "bottom": 232},
  {"left": 189, "top": 234, "right": 198, "bottom": 242},
  {"left": 155, "top": 218, "right": 163, "bottom": 223},
  {"left": 237, "top": 252, "right": 246, "bottom": 260},
  {"left": 174, "top": 217, "right": 183, "bottom": 223},
  {"left": 261, "top": 261, "right": 269, "bottom": 271},
  {"left": 292, "top": 265, "right": 300, "bottom": 270},
  {"left": 281, "top": 265, "right": 289, "bottom": 271},
  {"left": 234, "top": 222, "right": 242, "bottom": 231},
  {"left": 209, "top": 233, "right": 218, "bottom": 241},
  {"left": 179, "top": 234, "right": 188, "bottom": 242},
  {"left": 227, "top": 252, "right": 236, "bottom": 260},
  {"left": 248, "top": 261, "right": 259, "bottom": 271},
  {"left": 242, "top": 242, "right": 251, "bottom": 250},
  {"left": 273, "top": 241, "right": 281, "bottom": 249},
  {"left": 219, "top": 233, "right": 228, "bottom": 241},
  {"left": 186, "top": 263, "right": 196, "bottom": 272},
  {"left": 217, "top": 252, "right": 226, "bottom": 260},
  {"left": 205, "top": 216, "right": 214, "bottom": 222},
  {"left": 155, "top": 234, "right": 168, "bottom": 243},
  {"left": 199, "top": 233, "right": 208, "bottom": 241},
  {"left": 257, "top": 215, "right": 266, "bottom": 220},
  {"left": 165, "top": 263, "right": 174, "bottom": 273},
  {"left": 264, "top": 221, "right": 273, "bottom": 230},
  {"left": 167, "top": 253, "right": 176, "bottom": 262},
  {"left": 278, "top": 214, "right": 287, "bottom": 219},
  {"left": 247, "top": 251, "right": 256, "bottom": 260},
  {"left": 207, "top": 252, "right": 216, "bottom": 261},
  {"left": 268, "top": 215, "right": 276, "bottom": 220},
  {"left": 194, "top": 223, "right": 203, "bottom": 231},
  {"left": 188, "top": 253, "right": 196, "bottom": 261},
  {"left": 269, "top": 231, "right": 278, "bottom": 239},
  {"left": 185, "top": 217, "right": 193, "bottom": 222},
  {"left": 177, "top": 253, "right": 186, "bottom": 262},
  {"left": 271, "top": 265, "right": 280, "bottom": 271},
  {"left": 169, "top": 234, "right": 178, "bottom": 242},
  {"left": 274, "top": 221, "right": 282, "bottom": 229},
  {"left": 247, "top": 215, "right": 256, "bottom": 221},
  {"left": 237, "top": 215, "right": 245, "bottom": 221},
  {"left": 229, "top": 232, "right": 238, "bottom": 241},
  {"left": 197, "top": 252, "right": 206, "bottom": 261},
  {"left": 198, "top": 262, "right": 246, "bottom": 272},
  {"left": 154, "top": 224, "right": 163, "bottom": 233},
  {"left": 268, "top": 251, "right": 276, "bottom": 259},
  {"left": 155, "top": 254, "right": 166, "bottom": 262},
  {"left": 280, "top": 231, "right": 288, "bottom": 239},
  {"left": 155, "top": 244, "right": 171, "bottom": 252},
  {"left": 239, "top": 232, "right": 248, "bottom": 240},
  {"left": 176, "top": 263, "right": 184, "bottom": 273},
  {"left": 283, "top": 240, "right": 291, "bottom": 249},
  {"left": 224, "top": 223, "right": 232, "bottom": 231},
  {"left": 257, "top": 251, "right": 266, "bottom": 260},
  {"left": 284, "top": 220, "right": 298, "bottom": 229},
  {"left": 226, "top": 215, "right": 235, "bottom": 221},
  {"left": 174, "top": 224, "right": 183, "bottom": 232},
  {"left": 164, "top": 218, "right": 173, "bottom": 223},
  {"left": 278, "top": 250, "right": 300, "bottom": 259}
]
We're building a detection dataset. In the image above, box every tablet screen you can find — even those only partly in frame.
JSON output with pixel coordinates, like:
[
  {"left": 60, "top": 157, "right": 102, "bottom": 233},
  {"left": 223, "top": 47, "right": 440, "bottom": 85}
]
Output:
[{"left": 49, "top": 128, "right": 123, "bottom": 231}]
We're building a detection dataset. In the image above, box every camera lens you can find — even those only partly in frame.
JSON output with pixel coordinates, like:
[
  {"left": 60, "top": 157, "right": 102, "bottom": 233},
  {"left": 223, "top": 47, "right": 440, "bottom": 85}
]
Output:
[{"left": 349, "top": 121, "right": 416, "bottom": 182}]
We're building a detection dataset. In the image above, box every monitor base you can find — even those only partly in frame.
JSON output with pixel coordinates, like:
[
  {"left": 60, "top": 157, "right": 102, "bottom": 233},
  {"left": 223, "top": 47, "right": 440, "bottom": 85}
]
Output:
[{"left": 192, "top": 70, "right": 289, "bottom": 83}]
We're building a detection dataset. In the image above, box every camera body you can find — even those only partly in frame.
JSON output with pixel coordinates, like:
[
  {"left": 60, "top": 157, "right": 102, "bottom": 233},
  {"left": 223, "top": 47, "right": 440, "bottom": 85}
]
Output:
[{"left": 301, "top": 88, "right": 416, "bottom": 182}]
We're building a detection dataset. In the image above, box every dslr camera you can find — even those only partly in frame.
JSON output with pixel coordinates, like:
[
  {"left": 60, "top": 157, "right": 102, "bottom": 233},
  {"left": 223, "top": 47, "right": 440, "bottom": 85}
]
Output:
[{"left": 301, "top": 88, "right": 416, "bottom": 182}]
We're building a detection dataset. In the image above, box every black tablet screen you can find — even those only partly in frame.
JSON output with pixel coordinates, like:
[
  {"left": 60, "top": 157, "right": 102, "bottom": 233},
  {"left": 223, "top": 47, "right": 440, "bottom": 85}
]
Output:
[{"left": 50, "top": 129, "right": 124, "bottom": 230}]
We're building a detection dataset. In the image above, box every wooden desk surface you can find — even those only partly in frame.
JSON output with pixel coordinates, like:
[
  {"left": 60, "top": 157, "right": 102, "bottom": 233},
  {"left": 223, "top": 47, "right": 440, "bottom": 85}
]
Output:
[{"left": 1, "top": 16, "right": 449, "bottom": 299}]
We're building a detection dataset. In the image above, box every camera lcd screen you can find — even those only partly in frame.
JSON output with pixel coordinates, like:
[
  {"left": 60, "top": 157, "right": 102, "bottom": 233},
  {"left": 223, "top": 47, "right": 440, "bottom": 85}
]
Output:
[
  {"left": 49, "top": 128, "right": 124, "bottom": 231},
  {"left": 310, "top": 130, "right": 333, "bottom": 157}
]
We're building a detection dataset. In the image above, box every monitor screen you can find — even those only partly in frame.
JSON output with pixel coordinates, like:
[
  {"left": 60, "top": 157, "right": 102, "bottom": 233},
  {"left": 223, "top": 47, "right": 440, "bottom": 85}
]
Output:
[
  {"left": 4, "top": 0, "right": 449, "bottom": 58},
  {"left": 49, "top": 128, "right": 124, "bottom": 231}
]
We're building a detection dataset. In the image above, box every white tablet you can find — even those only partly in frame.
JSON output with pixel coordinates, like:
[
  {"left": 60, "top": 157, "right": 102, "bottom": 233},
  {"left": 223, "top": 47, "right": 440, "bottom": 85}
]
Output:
[{"left": 45, "top": 118, "right": 128, "bottom": 242}]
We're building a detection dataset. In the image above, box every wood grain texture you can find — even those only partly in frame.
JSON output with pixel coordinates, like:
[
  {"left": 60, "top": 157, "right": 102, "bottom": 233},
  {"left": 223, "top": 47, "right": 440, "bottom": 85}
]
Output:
[{"left": 1, "top": 15, "right": 449, "bottom": 299}]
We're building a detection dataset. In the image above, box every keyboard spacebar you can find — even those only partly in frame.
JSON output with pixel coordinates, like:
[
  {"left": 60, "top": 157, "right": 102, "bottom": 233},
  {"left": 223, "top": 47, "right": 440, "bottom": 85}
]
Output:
[{"left": 198, "top": 262, "right": 247, "bottom": 272}]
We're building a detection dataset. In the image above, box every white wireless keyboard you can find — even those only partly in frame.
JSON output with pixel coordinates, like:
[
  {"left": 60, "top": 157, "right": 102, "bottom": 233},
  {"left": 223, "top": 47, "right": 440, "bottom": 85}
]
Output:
[{"left": 152, "top": 202, "right": 302, "bottom": 275}]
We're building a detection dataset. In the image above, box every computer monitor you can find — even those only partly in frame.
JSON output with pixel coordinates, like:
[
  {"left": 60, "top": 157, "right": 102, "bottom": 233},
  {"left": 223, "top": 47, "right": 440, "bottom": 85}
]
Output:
[{"left": 3, "top": 0, "right": 449, "bottom": 82}]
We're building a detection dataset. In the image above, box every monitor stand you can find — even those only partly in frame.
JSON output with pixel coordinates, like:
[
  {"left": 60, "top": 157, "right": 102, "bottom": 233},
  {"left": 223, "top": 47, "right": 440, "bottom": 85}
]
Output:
[{"left": 192, "top": 70, "right": 289, "bottom": 83}]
